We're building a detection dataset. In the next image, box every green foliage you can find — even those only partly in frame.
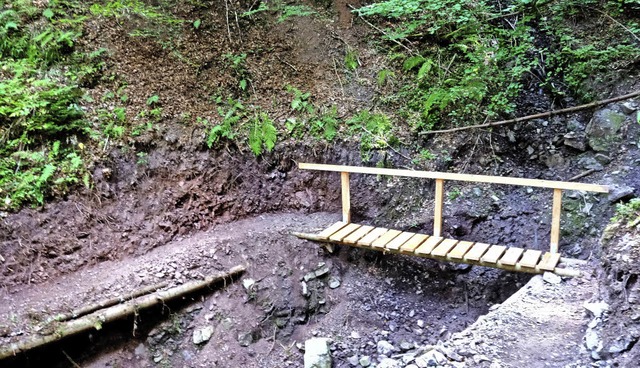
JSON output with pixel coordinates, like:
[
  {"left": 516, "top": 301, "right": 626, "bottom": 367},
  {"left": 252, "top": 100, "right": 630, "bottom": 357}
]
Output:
[
  {"left": 613, "top": 198, "right": 640, "bottom": 227},
  {"left": 356, "top": 0, "right": 640, "bottom": 132},
  {"left": 347, "top": 111, "right": 396, "bottom": 158},
  {"left": 223, "top": 53, "right": 250, "bottom": 93},
  {"left": 248, "top": 112, "right": 277, "bottom": 156},
  {"left": 146, "top": 94, "right": 160, "bottom": 106},
  {"left": 0, "top": 1, "right": 97, "bottom": 210},
  {"left": 287, "top": 86, "right": 314, "bottom": 113},
  {"left": 277, "top": 5, "right": 316, "bottom": 23},
  {"left": 377, "top": 69, "right": 395, "bottom": 86},
  {"left": 345, "top": 50, "right": 358, "bottom": 71}
]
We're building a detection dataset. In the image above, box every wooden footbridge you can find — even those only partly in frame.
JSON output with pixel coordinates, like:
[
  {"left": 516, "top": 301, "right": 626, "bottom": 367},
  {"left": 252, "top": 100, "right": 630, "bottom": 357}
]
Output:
[{"left": 294, "top": 163, "right": 609, "bottom": 277}]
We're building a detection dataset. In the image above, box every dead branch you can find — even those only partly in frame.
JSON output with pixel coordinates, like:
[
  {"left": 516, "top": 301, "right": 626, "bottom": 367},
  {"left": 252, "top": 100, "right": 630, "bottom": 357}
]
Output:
[
  {"left": 419, "top": 90, "right": 640, "bottom": 135},
  {"left": 0, "top": 265, "right": 246, "bottom": 360}
]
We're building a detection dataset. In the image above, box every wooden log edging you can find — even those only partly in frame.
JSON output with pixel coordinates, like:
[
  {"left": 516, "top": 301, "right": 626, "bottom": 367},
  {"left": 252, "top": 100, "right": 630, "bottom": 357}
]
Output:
[{"left": 0, "top": 265, "right": 247, "bottom": 360}]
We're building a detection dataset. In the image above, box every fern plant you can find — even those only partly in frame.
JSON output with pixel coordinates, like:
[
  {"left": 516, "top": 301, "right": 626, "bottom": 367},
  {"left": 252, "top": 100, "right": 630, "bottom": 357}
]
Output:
[{"left": 248, "top": 112, "right": 277, "bottom": 156}]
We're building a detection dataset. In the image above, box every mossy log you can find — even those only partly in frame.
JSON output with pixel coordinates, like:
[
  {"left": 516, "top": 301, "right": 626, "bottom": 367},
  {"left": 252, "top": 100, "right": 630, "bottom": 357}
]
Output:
[{"left": 0, "top": 265, "right": 246, "bottom": 360}]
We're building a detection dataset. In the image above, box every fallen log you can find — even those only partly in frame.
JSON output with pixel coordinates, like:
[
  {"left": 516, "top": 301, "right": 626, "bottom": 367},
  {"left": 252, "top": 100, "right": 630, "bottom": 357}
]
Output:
[
  {"left": 0, "top": 265, "right": 246, "bottom": 360},
  {"left": 45, "top": 280, "right": 171, "bottom": 324}
]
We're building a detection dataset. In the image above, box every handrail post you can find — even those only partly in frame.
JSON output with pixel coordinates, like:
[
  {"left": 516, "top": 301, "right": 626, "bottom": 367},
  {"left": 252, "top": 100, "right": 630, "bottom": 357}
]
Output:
[
  {"left": 550, "top": 188, "right": 562, "bottom": 253},
  {"left": 433, "top": 179, "right": 444, "bottom": 237},
  {"left": 341, "top": 172, "right": 351, "bottom": 223}
]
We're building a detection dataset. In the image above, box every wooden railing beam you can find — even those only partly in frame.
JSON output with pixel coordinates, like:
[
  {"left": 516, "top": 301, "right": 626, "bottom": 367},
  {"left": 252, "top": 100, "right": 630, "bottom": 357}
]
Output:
[{"left": 298, "top": 163, "right": 609, "bottom": 193}]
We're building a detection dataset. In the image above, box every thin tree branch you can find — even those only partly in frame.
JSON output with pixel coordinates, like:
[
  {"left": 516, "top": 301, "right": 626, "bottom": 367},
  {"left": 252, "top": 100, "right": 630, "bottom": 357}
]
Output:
[{"left": 419, "top": 90, "right": 640, "bottom": 135}]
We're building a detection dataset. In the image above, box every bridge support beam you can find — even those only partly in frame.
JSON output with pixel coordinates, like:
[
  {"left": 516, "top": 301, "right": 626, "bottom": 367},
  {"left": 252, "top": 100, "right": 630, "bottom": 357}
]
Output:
[
  {"left": 433, "top": 178, "right": 444, "bottom": 237},
  {"left": 550, "top": 188, "right": 562, "bottom": 254},
  {"left": 341, "top": 172, "right": 351, "bottom": 223}
]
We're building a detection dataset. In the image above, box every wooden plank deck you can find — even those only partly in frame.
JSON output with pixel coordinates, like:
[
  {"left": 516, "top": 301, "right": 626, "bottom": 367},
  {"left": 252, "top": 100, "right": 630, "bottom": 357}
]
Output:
[{"left": 296, "top": 223, "right": 577, "bottom": 276}]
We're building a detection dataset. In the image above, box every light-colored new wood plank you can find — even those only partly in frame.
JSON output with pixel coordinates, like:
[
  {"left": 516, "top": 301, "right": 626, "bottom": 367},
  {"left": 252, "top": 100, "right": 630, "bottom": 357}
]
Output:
[
  {"left": 415, "top": 236, "right": 444, "bottom": 255},
  {"left": 400, "top": 234, "right": 429, "bottom": 253},
  {"left": 550, "top": 188, "right": 562, "bottom": 253},
  {"left": 298, "top": 163, "right": 609, "bottom": 193},
  {"left": 329, "top": 223, "right": 361, "bottom": 242},
  {"left": 519, "top": 249, "right": 543, "bottom": 268},
  {"left": 385, "top": 232, "right": 416, "bottom": 250},
  {"left": 371, "top": 229, "right": 402, "bottom": 248},
  {"left": 318, "top": 221, "right": 347, "bottom": 239},
  {"left": 433, "top": 179, "right": 444, "bottom": 237},
  {"left": 448, "top": 241, "right": 475, "bottom": 260},
  {"left": 431, "top": 238, "right": 459, "bottom": 258},
  {"left": 464, "top": 242, "right": 491, "bottom": 262},
  {"left": 343, "top": 225, "right": 374, "bottom": 244},
  {"left": 341, "top": 172, "right": 351, "bottom": 223},
  {"left": 358, "top": 227, "right": 388, "bottom": 247},
  {"left": 481, "top": 245, "right": 507, "bottom": 264},
  {"left": 499, "top": 247, "right": 524, "bottom": 266},
  {"left": 538, "top": 252, "right": 561, "bottom": 271}
]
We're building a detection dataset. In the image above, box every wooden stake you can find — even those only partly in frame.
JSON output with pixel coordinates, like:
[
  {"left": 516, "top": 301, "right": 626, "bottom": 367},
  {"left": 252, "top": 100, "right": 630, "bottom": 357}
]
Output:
[
  {"left": 341, "top": 172, "right": 351, "bottom": 223},
  {"left": 0, "top": 266, "right": 246, "bottom": 360},
  {"left": 550, "top": 188, "right": 563, "bottom": 254},
  {"left": 433, "top": 179, "right": 444, "bottom": 237}
]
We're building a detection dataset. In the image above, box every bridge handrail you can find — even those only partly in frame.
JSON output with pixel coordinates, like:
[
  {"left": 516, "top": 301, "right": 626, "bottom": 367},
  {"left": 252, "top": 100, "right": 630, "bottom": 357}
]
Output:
[
  {"left": 299, "top": 162, "right": 610, "bottom": 254},
  {"left": 298, "top": 163, "right": 609, "bottom": 193}
]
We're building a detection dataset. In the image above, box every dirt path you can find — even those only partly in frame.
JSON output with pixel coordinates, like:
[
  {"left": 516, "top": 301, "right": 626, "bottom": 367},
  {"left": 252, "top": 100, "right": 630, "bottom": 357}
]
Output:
[
  {"left": 439, "top": 268, "right": 597, "bottom": 368},
  {"left": 1, "top": 211, "right": 533, "bottom": 368}
]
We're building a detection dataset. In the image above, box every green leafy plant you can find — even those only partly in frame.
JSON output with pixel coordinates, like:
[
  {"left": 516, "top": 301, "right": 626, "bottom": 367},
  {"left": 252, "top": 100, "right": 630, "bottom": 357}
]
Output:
[
  {"left": 287, "top": 86, "right": 314, "bottom": 114},
  {"left": 347, "top": 110, "right": 396, "bottom": 158},
  {"left": 146, "top": 94, "right": 160, "bottom": 106},
  {"left": 277, "top": 5, "right": 316, "bottom": 23},
  {"left": 248, "top": 112, "right": 277, "bottom": 156},
  {"left": 223, "top": 53, "right": 250, "bottom": 93},
  {"left": 345, "top": 50, "right": 358, "bottom": 71},
  {"left": 613, "top": 198, "right": 640, "bottom": 227}
]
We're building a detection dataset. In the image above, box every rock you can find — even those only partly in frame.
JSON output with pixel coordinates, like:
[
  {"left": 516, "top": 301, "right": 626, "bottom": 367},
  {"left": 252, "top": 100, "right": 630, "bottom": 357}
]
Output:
[
  {"left": 377, "top": 358, "right": 402, "bottom": 368},
  {"left": 347, "top": 355, "right": 360, "bottom": 366},
  {"left": 608, "top": 185, "right": 635, "bottom": 203},
  {"left": 328, "top": 276, "right": 341, "bottom": 289},
  {"left": 586, "top": 108, "right": 627, "bottom": 152},
  {"left": 242, "top": 278, "right": 255, "bottom": 290},
  {"left": 237, "top": 331, "right": 254, "bottom": 347},
  {"left": 620, "top": 101, "right": 638, "bottom": 115},
  {"left": 192, "top": 326, "right": 214, "bottom": 345},
  {"left": 564, "top": 132, "right": 587, "bottom": 151},
  {"left": 578, "top": 156, "right": 603, "bottom": 171},
  {"left": 400, "top": 340, "right": 413, "bottom": 351},
  {"left": 301, "top": 281, "right": 309, "bottom": 296},
  {"left": 594, "top": 153, "right": 611, "bottom": 165},
  {"left": 473, "top": 354, "right": 491, "bottom": 364},
  {"left": 402, "top": 353, "right": 416, "bottom": 364},
  {"left": 304, "top": 338, "right": 332, "bottom": 368},
  {"left": 359, "top": 355, "right": 372, "bottom": 367},
  {"left": 350, "top": 331, "right": 361, "bottom": 339},
  {"left": 416, "top": 349, "right": 447, "bottom": 367},
  {"left": 315, "top": 266, "right": 330, "bottom": 278},
  {"left": 543, "top": 272, "right": 562, "bottom": 285},
  {"left": 608, "top": 335, "right": 634, "bottom": 354},
  {"left": 304, "top": 272, "right": 316, "bottom": 282},
  {"left": 584, "top": 301, "right": 609, "bottom": 319},
  {"left": 377, "top": 340, "right": 396, "bottom": 355},
  {"left": 544, "top": 153, "right": 566, "bottom": 169},
  {"left": 585, "top": 328, "right": 601, "bottom": 351}
]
